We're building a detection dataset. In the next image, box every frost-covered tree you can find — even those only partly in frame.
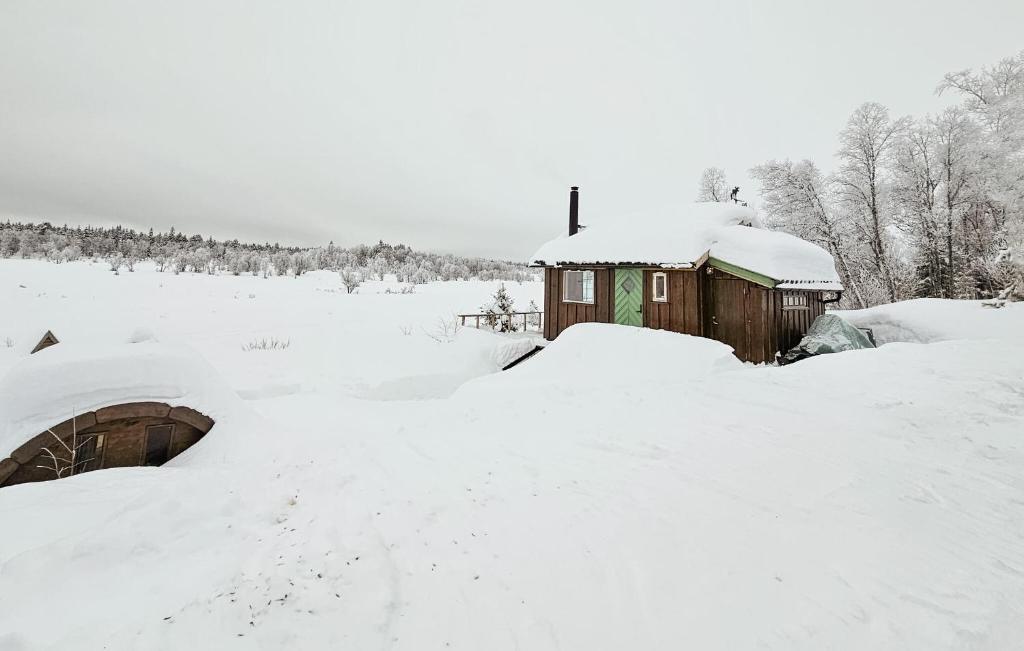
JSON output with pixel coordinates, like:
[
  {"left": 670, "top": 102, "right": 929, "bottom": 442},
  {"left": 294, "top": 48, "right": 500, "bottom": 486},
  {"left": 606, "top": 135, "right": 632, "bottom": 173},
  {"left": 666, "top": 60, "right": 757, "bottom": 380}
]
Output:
[
  {"left": 937, "top": 50, "right": 1024, "bottom": 300},
  {"left": 369, "top": 253, "right": 389, "bottom": 281},
  {"left": 0, "top": 231, "right": 19, "bottom": 257},
  {"left": 340, "top": 268, "right": 361, "bottom": 294},
  {"left": 835, "top": 102, "right": 912, "bottom": 302},
  {"left": 527, "top": 299, "right": 542, "bottom": 329},
  {"left": 271, "top": 252, "right": 290, "bottom": 277},
  {"left": 108, "top": 252, "right": 123, "bottom": 274},
  {"left": 0, "top": 222, "right": 533, "bottom": 283},
  {"left": 696, "top": 167, "right": 729, "bottom": 202},
  {"left": 934, "top": 108, "right": 981, "bottom": 297},
  {"left": 18, "top": 230, "right": 39, "bottom": 257},
  {"left": 192, "top": 247, "right": 214, "bottom": 274},
  {"left": 60, "top": 245, "right": 81, "bottom": 263},
  {"left": 290, "top": 251, "right": 311, "bottom": 277},
  {"left": 481, "top": 284, "right": 518, "bottom": 332},
  {"left": 225, "top": 249, "right": 248, "bottom": 275},
  {"left": 751, "top": 159, "right": 868, "bottom": 308}
]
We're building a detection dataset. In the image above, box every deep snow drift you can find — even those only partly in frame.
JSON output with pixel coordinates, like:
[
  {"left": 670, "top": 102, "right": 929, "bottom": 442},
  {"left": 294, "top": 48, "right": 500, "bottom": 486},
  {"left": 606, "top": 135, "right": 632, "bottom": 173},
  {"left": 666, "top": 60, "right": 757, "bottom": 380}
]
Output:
[
  {"left": 0, "top": 343, "right": 246, "bottom": 459},
  {"left": 837, "top": 298, "right": 1024, "bottom": 344},
  {"left": 2, "top": 259, "right": 1024, "bottom": 650}
]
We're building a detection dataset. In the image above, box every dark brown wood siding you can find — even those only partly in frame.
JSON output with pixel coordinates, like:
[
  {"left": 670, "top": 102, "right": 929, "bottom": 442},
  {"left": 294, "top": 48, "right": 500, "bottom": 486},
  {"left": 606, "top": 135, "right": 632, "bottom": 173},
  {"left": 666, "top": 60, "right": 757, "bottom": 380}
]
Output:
[
  {"left": 704, "top": 268, "right": 825, "bottom": 363},
  {"left": 774, "top": 290, "right": 826, "bottom": 353},
  {"left": 542, "top": 265, "right": 826, "bottom": 364},
  {"left": 543, "top": 267, "right": 613, "bottom": 340},
  {"left": 642, "top": 269, "right": 704, "bottom": 336},
  {"left": 706, "top": 270, "right": 754, "bottom": 360}
]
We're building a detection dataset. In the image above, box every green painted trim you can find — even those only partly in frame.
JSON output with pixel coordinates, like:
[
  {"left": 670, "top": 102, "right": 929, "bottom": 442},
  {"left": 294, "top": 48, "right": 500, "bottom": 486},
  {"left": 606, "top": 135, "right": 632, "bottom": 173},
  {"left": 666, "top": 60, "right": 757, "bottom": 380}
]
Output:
[{"left": 707, "top": 257, "right": 778, "bottom": 288}]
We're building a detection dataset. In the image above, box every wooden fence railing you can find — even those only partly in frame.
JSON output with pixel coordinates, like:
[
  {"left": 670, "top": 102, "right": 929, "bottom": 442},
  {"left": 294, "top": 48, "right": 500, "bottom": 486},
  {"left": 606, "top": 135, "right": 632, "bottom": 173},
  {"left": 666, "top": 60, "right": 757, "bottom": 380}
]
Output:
[{"left": 458, "top": 311, "right": 544, "bottom": 332}]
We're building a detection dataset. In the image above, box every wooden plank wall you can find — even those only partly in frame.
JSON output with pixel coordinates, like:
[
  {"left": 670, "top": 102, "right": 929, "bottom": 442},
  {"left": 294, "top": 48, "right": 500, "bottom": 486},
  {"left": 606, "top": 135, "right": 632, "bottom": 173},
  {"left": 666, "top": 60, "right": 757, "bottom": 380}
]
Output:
[
  {"left": 642, "top": 270, "right": 704, "bottom": 336},
  {"left": 543, "top": 266, "right": 825, "bottom": 363},
  {"left": 704, "top": 268, "right": 826, "bottom": 364},
  {"left": 543, "top": 267, "right": 613, "bottom": 340},
  {"left": 706, "top": 273, "right": 751, "bottom": 360},
  {"left": 776, "top": 291, "right": 826, "bottom": 353}
]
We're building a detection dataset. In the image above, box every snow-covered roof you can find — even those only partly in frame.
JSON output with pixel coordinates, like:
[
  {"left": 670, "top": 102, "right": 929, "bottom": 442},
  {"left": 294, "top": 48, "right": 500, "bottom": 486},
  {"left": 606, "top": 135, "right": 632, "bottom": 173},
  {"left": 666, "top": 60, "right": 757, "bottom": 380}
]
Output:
[
  {"left": 0, "top": 342, "right": 238, "bottom": 459},
  {"left": 529, "top": 202, "right": 843, "bottom": 290},
  {"left": 708, "top": 225, "right": 843, "bottom": 290}
]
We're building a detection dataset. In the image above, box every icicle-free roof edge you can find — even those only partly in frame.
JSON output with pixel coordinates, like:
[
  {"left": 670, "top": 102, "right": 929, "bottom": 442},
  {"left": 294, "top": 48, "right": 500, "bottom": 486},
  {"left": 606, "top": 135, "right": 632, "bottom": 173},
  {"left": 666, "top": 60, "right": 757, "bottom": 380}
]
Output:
[{"left": 529, "top": 202, "right": 843, "bottom": 288}]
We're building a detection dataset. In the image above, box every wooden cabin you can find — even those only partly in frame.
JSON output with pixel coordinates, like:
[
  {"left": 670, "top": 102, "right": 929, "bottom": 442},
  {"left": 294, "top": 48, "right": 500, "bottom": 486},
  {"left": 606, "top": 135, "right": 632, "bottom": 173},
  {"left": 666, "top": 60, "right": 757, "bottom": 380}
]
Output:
[{"left": 530, "top": 188, "right": 844, "bottom": 363}]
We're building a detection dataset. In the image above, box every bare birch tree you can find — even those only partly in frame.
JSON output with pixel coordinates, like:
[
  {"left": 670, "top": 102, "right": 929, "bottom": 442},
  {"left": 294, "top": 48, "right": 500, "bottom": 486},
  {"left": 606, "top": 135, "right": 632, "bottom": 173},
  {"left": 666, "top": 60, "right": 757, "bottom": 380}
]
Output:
[
  {"left": 36, "top": 417, "right": 96, "bottom": 479},
  {"left": 750, "top": 159, "right": 867, "bottom": 308},
  {"left": 696, "top": 167, "right": 729, "bottom": 202},
  {"left": 891, "top": 119, "right": 944, "bottom": 296},
  {"left": 835, "top": 102, "right": 911, "bottom": 302}
]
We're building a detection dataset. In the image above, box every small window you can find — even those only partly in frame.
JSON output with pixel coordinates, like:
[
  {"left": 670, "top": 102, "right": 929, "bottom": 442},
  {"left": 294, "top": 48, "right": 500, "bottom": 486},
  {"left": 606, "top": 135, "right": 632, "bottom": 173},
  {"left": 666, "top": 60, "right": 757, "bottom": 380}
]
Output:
[
  {"left": 782, "top": 292, "right": 809, "bottom": 310},
  {"left": 90, "top": 433, "right": 106, "bottom": 470},
  {"left": 144, "top": 425, "right": 174, "bottom": 466},
  {"left": 563, "top": 270, "right": 595, "bottom": 304},
  {"left": 72, "top": 432, "right": 105, "bottom": 475},
  {"left": 652, "top": 272, "right": 668, "bottom": 302}
]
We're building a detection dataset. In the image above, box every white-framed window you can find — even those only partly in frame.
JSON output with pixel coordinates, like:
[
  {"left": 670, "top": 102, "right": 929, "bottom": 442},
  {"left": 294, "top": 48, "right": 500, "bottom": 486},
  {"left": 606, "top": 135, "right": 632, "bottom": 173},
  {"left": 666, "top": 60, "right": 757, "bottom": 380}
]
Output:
[
  {"left": 563, "top": 270, "right": 595, "bottom": 304},
  {"left": 652, "top": 272, "right": 668, "bottom": 302},
  {"left": 782, "top": 292, "right": 809, "bottom": 310}
]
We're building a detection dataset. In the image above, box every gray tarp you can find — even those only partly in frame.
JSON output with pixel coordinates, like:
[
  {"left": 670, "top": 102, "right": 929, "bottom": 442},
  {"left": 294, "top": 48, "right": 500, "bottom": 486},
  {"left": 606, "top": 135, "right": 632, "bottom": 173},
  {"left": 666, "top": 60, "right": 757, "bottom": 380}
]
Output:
[{"left": 779, "top": 313, "right": 875, "bottom": 365}]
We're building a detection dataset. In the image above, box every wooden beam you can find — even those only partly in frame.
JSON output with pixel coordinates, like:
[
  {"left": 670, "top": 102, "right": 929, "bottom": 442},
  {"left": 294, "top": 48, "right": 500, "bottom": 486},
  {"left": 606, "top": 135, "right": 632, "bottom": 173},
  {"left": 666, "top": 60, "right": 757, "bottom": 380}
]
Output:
[{"left": 707, "top": 257, "right": 777, "bottom": 289}]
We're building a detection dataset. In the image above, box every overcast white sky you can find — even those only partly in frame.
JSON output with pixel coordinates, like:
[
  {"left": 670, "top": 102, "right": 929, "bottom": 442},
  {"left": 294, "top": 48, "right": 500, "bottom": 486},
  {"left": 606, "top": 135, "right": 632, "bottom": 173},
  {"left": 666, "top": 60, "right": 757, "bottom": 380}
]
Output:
[{"left": 2, "top": 1, "right": 1022, "bottom": 259}]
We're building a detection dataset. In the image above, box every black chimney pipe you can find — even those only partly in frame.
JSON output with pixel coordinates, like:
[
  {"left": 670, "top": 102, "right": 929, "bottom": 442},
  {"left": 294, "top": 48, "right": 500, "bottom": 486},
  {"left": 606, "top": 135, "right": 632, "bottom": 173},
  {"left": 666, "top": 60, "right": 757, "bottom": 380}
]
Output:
[{"left": 568, "top": 186, "right": 579, "bottom": 236}]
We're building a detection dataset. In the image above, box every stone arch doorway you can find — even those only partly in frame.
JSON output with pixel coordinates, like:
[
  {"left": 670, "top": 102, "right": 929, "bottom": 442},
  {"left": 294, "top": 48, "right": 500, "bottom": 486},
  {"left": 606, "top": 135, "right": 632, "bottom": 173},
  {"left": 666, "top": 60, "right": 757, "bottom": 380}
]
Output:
[{"left": 0, "top": 403, "right": 214, "bottom": 488}]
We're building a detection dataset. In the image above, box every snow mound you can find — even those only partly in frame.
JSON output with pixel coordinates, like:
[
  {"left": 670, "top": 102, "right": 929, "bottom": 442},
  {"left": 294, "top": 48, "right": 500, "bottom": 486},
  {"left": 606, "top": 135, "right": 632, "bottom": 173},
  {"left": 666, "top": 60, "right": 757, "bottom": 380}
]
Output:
[
  {"left": 836, "top": 298, "right": 1024, "bottom": 344},
  {"left": 0, "top": 343, "right": 241, "bottom": 458},
  {"left": 127, "top": 326, "right": 157, "bottom": 343},
  {"left": 459, "top": 324, "right": 741, "bottom": 400},
  {"left": 490, "top": 338, "right": 539, "bottom": 369},
  {"left": 525, "top": 323, "right": 742, "bottom": 379}
]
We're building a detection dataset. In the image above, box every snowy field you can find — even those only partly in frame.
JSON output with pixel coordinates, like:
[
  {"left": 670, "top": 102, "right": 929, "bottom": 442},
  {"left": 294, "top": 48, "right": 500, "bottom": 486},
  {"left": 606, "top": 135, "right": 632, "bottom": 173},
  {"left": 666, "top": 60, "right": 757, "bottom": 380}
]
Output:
[{"left": 2, "top": 259, "right": 1024, "bottom": 650}]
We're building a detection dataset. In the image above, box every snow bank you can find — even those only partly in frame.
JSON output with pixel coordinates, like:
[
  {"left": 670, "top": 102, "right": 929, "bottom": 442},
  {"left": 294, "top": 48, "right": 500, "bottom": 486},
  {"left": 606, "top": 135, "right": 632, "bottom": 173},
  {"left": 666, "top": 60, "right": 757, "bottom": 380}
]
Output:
[
  {"left": 6, "top": 261, "right": 1024, "bottom": 649},
  {"left": 458, "top": 323, "right": 741, "bottom": 400},
  {"left": 836, "top": 298, "right": 1024, "bottom": 344},
  {"left": 355, "top": 329, "right": 544, "bottom": 401},
  {"left": 490, "top": 337, "right": 539, "bottom": 369},
  {"left": 521, "top": 322, "right": 742, "bottom": 380},
  {"left": 0, "top": 342, "right": 243, "bottom": 458}
]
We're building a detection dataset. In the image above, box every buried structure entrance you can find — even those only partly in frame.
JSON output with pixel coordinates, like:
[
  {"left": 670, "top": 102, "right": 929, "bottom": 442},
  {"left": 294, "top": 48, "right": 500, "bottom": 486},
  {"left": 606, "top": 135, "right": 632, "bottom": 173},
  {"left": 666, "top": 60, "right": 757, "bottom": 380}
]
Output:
[{"left": 0, "top": 402, "right": 214, "bottom": 487}]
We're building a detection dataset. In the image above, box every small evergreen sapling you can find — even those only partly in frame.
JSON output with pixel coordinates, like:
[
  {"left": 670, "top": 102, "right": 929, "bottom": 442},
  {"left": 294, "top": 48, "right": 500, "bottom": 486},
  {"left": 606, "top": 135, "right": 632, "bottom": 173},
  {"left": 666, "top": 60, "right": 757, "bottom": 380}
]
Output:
[
  {"left": 482, "top": 284, "right": 518, "bottom": 332},
  {"left": 527, "top": 300, "right": 541, "bottom": 329}
]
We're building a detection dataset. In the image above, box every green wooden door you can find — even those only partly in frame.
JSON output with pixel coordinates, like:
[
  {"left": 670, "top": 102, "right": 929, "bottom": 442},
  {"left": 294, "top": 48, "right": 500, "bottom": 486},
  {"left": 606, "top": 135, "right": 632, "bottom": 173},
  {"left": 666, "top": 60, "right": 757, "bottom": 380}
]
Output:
[{"left": 614, "top": 268, "right": 643, "bottom": 327}]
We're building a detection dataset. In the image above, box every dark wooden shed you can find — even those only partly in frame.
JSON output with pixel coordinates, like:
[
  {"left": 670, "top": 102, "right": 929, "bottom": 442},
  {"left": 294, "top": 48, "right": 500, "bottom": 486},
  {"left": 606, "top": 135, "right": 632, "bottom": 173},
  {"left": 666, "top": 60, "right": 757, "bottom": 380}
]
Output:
[{"left": 531, "top": 189, "right": 842, "bottom": 363}]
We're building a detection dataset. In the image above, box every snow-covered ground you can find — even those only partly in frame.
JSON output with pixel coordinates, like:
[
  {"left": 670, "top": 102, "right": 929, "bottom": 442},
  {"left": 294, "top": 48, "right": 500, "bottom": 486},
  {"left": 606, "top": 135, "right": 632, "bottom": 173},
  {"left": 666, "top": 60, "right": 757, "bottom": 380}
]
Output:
[
  {"left": 837, "top": 297, "right": 1024, "bottom": 344},
  {"left": 2, "top": 259, "right": 1024, "bottom": 650}
]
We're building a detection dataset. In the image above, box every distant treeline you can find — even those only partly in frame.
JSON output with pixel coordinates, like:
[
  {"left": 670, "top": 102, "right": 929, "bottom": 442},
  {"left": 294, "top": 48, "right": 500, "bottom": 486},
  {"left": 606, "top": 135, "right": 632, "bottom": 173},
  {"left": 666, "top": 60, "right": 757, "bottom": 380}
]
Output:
[{"left": 0, "top": 222, "right": 534, "bottom": 283}]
